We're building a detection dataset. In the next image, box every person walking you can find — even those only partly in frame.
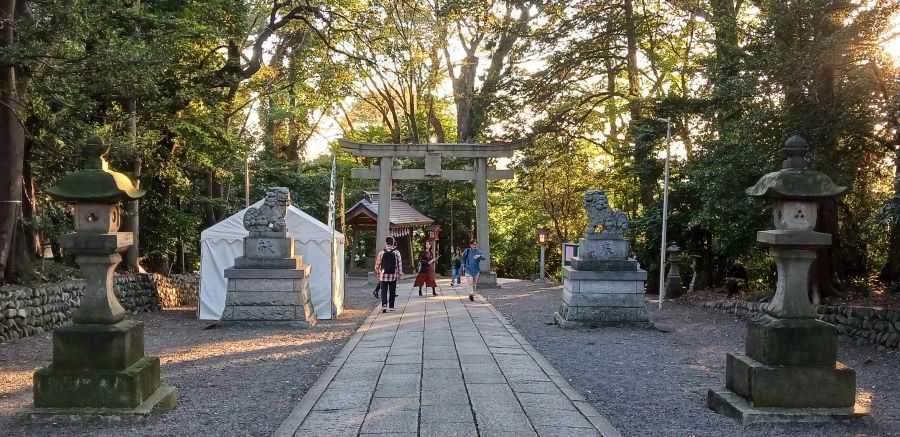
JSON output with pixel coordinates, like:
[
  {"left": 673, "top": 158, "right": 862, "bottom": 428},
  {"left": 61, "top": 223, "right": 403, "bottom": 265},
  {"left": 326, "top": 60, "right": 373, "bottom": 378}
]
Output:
[
  {"left": 450, "top": 247, "right": 462, "bottom": 287},
  {"left": 460, "top": 239, "right": 486, "bottom": 302},
  {"left": 413, "top": 239, "right": 438, "bottom": 296},
  {"left": 375, "top": 236, "right": 403, "bottom": 313}
]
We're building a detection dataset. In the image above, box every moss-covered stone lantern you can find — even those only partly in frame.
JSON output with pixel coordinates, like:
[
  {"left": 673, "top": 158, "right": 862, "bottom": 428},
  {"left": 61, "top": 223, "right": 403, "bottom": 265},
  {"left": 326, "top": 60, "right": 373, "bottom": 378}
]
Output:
[
  {"left": 708, "top": 136, "right": 862, "bottom": 423},
  {"left": 47, "top": 136, "right": 145, "bottom": 323},
  {"left": 21, "top": 136, "right": 177, "bottom": 424}
]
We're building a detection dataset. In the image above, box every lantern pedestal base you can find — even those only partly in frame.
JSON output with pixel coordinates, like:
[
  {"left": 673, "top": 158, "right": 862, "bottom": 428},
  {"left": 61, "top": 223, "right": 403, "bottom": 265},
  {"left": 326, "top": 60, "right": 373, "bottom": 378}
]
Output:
[
  {"left": 19, "top": 385, "right": 177, "bottom": 425},
  {"left": 22, "top": 320, "right": 177, "bottom": 424},
  {"left": 666, "top": 274, "right": 685, "bottom": 299},
  {"left": 709, "top": 313, "right": 863, "bottom": 422},
  {"left": 707, "top": 388, "right": 866, "bottom": 425}
]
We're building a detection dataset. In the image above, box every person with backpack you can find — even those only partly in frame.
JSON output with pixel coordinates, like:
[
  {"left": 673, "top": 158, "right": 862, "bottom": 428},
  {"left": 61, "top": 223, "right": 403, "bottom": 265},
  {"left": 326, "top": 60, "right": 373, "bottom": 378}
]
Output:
[
  {"left": 375, "top": 236, "right": 403, "bottom": 313},
  {"left": 450, "top": 247, "right": 462, "bottom": 287},
  {"left": 460, "top": 239, "right": 486, "bottom": 302}
]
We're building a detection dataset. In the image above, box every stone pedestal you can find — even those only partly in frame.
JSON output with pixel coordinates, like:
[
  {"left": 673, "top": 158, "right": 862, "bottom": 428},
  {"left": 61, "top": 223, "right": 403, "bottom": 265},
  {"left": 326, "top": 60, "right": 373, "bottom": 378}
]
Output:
[
  {"left": 555, "top": 235, "right": 651, "bottom": 328},
  {"left": 707, "top": 234, "right": 862, "bottom": 422},
  {"left": 476, "top": 271, "right": 499, "bottom": 288},
  {"left": 22, "top": 320, "right": 178, "bottom": 424},
  {"left": 222, "top": 266, "right": 317, "bottom": 326},
  {"left": 221, "top": 204, "right": 318, "bottom": 325},
  {"left": 21, "top": 236, "right": 176, "bottom": 424}
]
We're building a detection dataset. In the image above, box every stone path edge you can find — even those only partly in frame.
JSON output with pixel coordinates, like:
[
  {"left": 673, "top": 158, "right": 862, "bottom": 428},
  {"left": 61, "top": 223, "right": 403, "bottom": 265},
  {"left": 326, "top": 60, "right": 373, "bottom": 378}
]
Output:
[
  {"left": 273, "top": 304, "right": 383, "bottom": 437},
  {"left": 472, "top": 292, "right": 624, "bottom": 437}
]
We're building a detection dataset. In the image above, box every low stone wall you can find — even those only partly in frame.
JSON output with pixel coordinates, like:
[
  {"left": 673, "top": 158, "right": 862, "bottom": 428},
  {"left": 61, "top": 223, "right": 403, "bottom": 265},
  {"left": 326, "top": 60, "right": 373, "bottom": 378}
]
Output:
[
  {"left": 702, "top": 300, "right": 900, "bottom": 350},
  {"left": 0, "top": 274, "right": 161, "bottom": 343},
  {"left": 154, "top": 273, "right": 199, "bottom": 308}
]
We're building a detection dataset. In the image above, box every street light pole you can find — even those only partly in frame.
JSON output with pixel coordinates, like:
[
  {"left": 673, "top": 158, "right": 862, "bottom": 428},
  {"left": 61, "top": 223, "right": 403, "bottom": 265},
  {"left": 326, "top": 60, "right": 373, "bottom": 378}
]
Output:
[
  {"left": 657, "top": 117, "right": 672, "bottom": 309},
  {"left": 539, "top": 245, "right": 546, "bottom": 281},
  {"left": 535, "top": 228, "right": 550, "bottom": 283}
]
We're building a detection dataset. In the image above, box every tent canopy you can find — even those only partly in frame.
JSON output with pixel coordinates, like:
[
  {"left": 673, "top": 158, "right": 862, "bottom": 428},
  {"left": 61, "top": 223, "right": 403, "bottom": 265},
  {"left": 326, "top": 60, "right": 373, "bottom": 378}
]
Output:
[{"left": 199, "top": 201, "right": 344, "bottom": 320}]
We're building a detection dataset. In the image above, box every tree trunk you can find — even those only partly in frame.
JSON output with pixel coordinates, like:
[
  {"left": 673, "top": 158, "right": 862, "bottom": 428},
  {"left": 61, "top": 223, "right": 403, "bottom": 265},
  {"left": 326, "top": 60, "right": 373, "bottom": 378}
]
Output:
[
  {"left": 212, "top": 174, "right": 226, "bottom": 223},
  {"left": 881, "top": 149, "right": 900, "bottom": 284},
  {"left": 427, "top": 98, "right": 446, "bottom": 143},
  {"left": 22, "top": 135, "right": 39, "bottom": 257},
  {"left": 456, "top": 53, "right": 479, "bottom": 142},
  {"left": 709, "top": 0, "right": 739, "bottom": 100},
  {"left": 810, "top": 198, "right": 841, "bottom": 303},
  {"left": 122, "top": 97, "right": 141, "bottom": 272},
  {"left": 0, "top": 0, "right": 32, "bottom": 284},
  {"left": 623, "top": 0, "right": 655, "bottom": 211},
  {"left": 203, "top": 170, "right": 216, "bottom": 228}
]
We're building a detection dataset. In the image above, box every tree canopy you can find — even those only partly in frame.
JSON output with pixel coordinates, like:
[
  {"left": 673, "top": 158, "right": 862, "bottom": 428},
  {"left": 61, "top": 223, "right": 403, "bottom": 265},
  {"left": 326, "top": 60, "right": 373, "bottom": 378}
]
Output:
[{"left": 0, "top": 0, "right": 898, "bottom": 299}]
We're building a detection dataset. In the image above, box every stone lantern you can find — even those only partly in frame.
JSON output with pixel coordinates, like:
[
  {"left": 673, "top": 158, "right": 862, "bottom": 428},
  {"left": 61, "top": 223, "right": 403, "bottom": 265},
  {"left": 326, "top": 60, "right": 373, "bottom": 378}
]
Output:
[
  {"left": 22, "top": 137, "right": 177, "bottom": 424},
  {"left": 707, "top": 136, "right": 861, "bottom": 422},
  {"left": 665, "top": 244, "right": 684, "bottom": 298},
  {"left": 426, "top": 224, "right": 442, "bottom": 257}
]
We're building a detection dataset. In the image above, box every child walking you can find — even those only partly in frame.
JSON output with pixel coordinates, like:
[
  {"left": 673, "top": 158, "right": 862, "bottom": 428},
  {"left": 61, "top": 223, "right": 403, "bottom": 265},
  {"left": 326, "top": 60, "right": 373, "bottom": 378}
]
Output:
[{"left": 450, "top": 247, "right": 462, "bottom": 287}]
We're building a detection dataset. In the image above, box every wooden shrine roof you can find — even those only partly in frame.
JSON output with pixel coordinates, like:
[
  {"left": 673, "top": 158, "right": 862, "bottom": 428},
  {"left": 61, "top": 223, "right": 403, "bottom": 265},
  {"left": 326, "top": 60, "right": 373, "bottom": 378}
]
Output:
[{"left": 344, "top": 191, "right": 434, "bottom": 229}]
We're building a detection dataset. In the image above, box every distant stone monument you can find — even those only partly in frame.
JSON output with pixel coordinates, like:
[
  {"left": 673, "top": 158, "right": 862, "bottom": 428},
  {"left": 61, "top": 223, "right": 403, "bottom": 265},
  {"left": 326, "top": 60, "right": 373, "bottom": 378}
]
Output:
[
  {"left": 221, "top": 187, "right": 317, "bottom": 325},
  {"left": 665, "top": 244, "right": 685, "bottom": 298},
  {"left": 555, "top": 190, "right": 650, "bottom": 328},
  {"left": 707, "top": 136, "right": 862, "bottom": 423},
  {"left": 21, "top": 136, "right": 177, "bottom": 424}
]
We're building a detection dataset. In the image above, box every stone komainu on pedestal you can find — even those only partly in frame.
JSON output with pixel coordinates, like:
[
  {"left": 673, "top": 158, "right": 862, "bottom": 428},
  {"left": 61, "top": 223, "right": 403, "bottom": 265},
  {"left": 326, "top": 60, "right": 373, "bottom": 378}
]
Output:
[
  {"left": 21, "top": 136, "right": 177, "bottom": 424},
  {"left": 707, "top": 136, "right": 864, "bottom": 423},
  {"left": 221, "top": 187, "right": 317, "bottom": 326},
  {"left": 555, "top": 190, "right": 651, "bottom": 328}
]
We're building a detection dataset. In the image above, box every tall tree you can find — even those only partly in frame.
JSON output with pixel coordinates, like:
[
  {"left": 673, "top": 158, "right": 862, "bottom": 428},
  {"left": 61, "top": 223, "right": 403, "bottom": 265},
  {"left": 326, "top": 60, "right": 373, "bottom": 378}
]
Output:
[{"left": 0, "top": 0, "right": 32, "bottom": 284}]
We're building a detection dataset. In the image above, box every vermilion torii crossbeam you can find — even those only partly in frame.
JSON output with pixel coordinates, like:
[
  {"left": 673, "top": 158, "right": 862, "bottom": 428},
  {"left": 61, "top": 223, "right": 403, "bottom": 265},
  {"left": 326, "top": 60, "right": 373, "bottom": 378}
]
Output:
[{"left": 339, "top": 139, "right": 518, "bottom": 286}]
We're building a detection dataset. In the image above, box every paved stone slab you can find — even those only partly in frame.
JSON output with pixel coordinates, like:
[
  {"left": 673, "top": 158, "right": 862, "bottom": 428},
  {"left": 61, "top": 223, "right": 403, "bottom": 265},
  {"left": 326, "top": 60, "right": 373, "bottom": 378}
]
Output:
[
  {"left": 420, "top": 421, "right": 478, "bottom": 436},
  {"left": 275, "top": 279, "right": 620, "bottom": 437},
  {"left": 421, "top": 404, "right": 475, "bottom": 423}
]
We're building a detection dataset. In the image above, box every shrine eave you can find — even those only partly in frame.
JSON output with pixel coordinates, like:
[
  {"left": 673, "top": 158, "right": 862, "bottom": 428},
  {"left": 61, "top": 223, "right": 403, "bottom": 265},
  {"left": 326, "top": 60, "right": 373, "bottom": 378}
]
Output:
[{"left": 338, "top": 139, "right": 518, "bottom": 158}]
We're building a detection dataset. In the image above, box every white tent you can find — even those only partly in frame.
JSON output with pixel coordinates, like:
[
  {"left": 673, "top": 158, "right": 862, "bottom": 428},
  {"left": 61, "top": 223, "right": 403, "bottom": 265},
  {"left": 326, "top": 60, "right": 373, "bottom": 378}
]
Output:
[{"left": 199, "top": 201, "right": 345, "bottom": 320}]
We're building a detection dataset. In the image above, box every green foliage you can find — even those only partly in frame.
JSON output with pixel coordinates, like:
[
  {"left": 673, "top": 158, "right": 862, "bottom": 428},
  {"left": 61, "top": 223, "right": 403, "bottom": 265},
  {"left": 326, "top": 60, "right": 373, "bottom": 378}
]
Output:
[{"left": 5, "top": 0, "right": 899, "bottom": 288}]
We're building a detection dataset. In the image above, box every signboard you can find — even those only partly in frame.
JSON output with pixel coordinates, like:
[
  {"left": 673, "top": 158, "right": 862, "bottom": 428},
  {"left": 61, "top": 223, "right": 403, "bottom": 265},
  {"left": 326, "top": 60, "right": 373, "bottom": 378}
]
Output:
[{"left": 562, "top": 243, "right": 579, "bottom": 267}]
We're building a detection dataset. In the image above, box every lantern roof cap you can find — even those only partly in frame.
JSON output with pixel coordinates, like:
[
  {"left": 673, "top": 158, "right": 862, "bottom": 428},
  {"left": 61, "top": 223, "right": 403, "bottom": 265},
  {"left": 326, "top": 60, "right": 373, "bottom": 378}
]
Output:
[
  {"left": 745, "top": 136, "right": 847, "bottom": 200},
  {"left": 47, "top": 136, "right": 145, "bottom": 203}
]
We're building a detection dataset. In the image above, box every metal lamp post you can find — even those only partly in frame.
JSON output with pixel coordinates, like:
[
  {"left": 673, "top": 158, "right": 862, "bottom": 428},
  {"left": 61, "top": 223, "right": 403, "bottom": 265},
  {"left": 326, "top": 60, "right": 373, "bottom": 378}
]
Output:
[
  {"left": 536, "top": 228, "right": 551, "bottom": 282},
  {"left": 655, "top": 117, "right": 673, "bottom": 309}
]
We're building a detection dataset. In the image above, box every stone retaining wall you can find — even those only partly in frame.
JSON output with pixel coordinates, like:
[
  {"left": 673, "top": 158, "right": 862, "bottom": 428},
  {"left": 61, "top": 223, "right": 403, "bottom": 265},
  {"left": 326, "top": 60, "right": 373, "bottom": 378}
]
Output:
[
  {"left": 154, "top": 273, "right": 199, "bottom": 308},
  {"left": 702, "top": 300, "right": 900, "bottom": 350},
  {"left": 0, "top": 274, "right": 161, "bottom": 343}
]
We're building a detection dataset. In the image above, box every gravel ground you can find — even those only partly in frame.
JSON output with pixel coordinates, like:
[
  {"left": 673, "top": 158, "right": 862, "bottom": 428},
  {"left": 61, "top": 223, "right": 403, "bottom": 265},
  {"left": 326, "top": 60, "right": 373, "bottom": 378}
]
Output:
[
  {"left": 0, "top": 277, "right": 377, "bottom": 437},
  {"left": 480, "top": 280, "right": 900, "bottom": 437}
]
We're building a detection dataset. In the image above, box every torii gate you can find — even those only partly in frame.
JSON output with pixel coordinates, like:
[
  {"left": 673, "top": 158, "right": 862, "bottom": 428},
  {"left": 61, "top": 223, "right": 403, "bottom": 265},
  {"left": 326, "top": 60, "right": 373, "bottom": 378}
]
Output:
[{"left": 339, "top": 140, "right": 516, "bottom": 287}]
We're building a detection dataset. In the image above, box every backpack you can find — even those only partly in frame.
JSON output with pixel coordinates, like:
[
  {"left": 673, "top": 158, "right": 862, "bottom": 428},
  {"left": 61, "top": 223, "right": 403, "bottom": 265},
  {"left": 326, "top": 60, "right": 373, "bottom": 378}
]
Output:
[{"left": 381, "top": 249, "right": 398, "bottom": 274}]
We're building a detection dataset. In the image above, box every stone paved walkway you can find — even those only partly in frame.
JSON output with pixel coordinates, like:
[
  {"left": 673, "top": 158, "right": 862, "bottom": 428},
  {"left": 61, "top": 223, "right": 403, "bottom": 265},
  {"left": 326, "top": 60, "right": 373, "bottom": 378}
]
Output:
[{"left": 275, "top": 278, "right": 621, "bottom": 437}]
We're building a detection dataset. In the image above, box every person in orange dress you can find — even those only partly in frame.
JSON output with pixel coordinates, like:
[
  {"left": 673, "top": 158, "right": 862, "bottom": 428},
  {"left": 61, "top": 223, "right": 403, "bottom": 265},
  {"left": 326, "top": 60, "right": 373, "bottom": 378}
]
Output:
[{"left": 413, "top": 239, "right": 438, "bottom": 296}]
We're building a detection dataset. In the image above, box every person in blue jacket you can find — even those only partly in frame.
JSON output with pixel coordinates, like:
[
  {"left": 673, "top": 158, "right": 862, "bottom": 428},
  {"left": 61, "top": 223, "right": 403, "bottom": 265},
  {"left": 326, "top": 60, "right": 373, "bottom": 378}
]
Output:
[{"left": 460, "top": 239, "right": 486, "bottom": 302}]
